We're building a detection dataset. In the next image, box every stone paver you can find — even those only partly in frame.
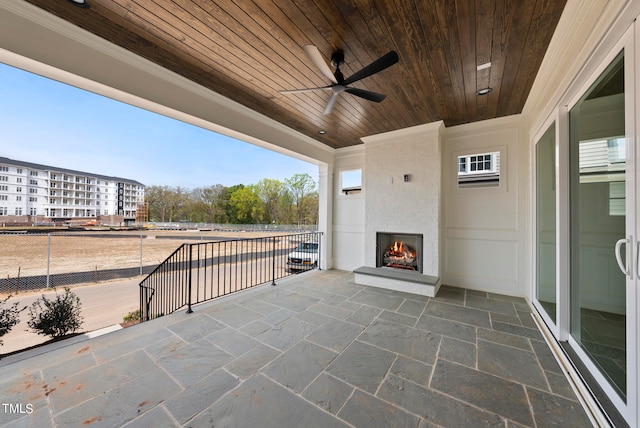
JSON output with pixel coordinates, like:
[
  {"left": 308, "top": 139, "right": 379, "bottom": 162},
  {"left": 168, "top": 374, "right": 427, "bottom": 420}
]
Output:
[
  {"left": 378, "top": 374, "right": 505, "bottom": 427},
  {"left": 431, "top": 360, "right": 534, "bottom": 426},
  {"left": 306, "top": 319, "right": 363, "bottom": 352},
  {"left": 477, "top": 340, "right": 548, "bottom": 389},
  {"left": 339, "top": 389, "right": 419, "bottom": 428},
  {"left": 0, "top": 270, "right": 592, "bottom": 427},
  {"left": 263, "top": 340, "right": 336, "bottom": 393},
  {"left": 326, "top": 340, "right": 396, "bottom": 394},
  {"left": 189, "top": 374, "right": 349, "bottom": 428},
  {"left": 163, "top": 370, "right": 239, "bottom": 424},
  {"left": 302, "top": 373, "right": 353, "bottom": 414}
]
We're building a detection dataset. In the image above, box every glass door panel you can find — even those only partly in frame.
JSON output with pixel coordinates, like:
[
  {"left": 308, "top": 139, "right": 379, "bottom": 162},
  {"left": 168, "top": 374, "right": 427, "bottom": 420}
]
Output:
[
  {"left": 536, "top": 123, "right": 557, "bottom": 323},
  {"left": 569, "top": 51, "right": 627, "bottom": 399}
]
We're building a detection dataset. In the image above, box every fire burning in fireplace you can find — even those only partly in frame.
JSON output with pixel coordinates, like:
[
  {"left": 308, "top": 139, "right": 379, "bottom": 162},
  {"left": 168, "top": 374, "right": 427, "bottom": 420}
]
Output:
[{"left": 383, "top": 241, "right": 418, "bottom": 270}]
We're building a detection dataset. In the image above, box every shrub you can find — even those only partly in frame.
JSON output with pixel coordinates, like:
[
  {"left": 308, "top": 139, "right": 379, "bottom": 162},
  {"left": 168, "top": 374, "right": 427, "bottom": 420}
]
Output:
[
  {"left": 123, "top": 309, "right": 141, "bottom": 323},
  {"left": 28, "top": 288, "right": 83, "bottom": 338},
  {"left": 0, "top": 295, "right": 25, "bottom": 346}
]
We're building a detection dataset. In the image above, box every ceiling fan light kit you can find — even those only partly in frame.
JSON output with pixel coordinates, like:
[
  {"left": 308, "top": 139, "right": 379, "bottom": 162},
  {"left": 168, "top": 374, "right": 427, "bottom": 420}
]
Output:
[
  {"left": 281, "top": 45, "right": 399, "bottom": 114},
  {"left": 66, "top": 0, "right": 91, "bottom": 8}
]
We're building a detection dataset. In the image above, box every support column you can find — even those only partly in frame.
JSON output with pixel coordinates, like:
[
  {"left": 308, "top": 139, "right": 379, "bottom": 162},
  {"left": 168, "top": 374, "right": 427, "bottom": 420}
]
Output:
[{"left": 318, "top": 162, "right": 334, "bottom": 270}]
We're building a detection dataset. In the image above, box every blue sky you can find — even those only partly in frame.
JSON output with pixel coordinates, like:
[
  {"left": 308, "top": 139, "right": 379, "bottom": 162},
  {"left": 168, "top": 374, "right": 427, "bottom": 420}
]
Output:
[{"left": 0, "top": 63, "right": 318, "bottom": 189}]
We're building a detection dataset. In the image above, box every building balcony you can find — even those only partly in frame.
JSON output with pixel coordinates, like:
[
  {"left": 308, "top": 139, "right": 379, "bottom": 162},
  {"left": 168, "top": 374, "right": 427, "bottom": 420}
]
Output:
[{"left": 0, "top": 270, "right": 591, "bottom": 427}]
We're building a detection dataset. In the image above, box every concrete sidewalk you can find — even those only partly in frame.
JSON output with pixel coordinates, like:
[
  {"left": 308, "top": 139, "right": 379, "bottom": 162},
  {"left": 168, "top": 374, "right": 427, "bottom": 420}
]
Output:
[{"left": 0, "top": 278, "right": 141, "bottom": 355}]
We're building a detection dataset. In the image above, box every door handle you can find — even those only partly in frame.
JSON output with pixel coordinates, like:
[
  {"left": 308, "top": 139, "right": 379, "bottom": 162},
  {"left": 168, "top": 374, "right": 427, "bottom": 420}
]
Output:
[
  {"left": 637, "top": 241, "right": 640, "bottom": 278},
  {"left": 615, "top": 237, "right": 632, "bottom": 277}
]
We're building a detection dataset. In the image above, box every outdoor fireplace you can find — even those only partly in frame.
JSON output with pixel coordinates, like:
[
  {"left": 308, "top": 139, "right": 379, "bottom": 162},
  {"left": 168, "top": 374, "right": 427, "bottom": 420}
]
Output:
[{"left": 376, "top": 232, "right": 423, "bottom": 273}]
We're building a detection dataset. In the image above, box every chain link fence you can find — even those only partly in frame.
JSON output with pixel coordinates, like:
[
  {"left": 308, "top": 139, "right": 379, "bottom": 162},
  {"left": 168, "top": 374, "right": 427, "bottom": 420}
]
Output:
[{"left": 0, "top": 228, "right": 315, "bottom": 293}]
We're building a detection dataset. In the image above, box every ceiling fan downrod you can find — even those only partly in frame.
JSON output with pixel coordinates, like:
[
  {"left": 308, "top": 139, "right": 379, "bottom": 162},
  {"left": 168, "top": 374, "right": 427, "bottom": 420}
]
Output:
[{"left": 331, "top": 50, "right": 345, "bottom": 83}]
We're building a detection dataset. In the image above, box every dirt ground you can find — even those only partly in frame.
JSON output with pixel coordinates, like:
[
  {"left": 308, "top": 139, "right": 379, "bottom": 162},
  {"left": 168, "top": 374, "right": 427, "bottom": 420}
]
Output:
[{"left": 0, "top": 229, "right": 305, "bottom": 288}]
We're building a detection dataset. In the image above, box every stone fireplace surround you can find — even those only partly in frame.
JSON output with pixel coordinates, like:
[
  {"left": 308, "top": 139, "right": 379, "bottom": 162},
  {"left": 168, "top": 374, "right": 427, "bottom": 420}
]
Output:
[{"left": 354, "top": 122, "right": 442, "bottom": 297}]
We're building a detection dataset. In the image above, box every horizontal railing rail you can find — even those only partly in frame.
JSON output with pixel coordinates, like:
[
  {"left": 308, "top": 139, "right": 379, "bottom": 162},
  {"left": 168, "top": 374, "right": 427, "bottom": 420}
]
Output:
[{"left": 139, "top": 232, "right": 321, "bottom": 321}]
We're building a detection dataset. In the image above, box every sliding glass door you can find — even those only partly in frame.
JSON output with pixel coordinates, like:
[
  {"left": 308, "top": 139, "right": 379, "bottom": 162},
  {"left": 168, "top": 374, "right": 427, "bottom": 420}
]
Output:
[
  {"left": 535, "top": 123, "right": 557, "bottom": 324},
  {"left": 534, "top": 26, "right": 638, "bottom": 425},
  {"left": 569, "top": 50, "right": 628, "bottom": 400}
]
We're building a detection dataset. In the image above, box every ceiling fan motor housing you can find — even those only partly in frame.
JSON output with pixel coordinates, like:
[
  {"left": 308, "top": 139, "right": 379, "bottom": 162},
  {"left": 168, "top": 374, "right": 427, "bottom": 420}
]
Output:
[
  {"left": 331, "top": 50, "right": 345, "bottom": 68},
  {"left": 331, "top": 50, "right": 345, "bottom": 83}
]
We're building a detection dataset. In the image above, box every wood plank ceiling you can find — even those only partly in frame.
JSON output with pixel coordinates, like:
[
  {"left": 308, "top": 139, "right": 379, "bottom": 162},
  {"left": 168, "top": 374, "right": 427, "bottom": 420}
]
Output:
[{"left": 26, "top": 0, "right": 566, "bottom": 149}]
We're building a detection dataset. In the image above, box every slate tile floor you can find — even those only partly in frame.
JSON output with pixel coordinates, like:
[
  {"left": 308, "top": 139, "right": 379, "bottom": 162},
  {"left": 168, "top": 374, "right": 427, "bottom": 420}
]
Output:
[{"left": 0, "top": 270, "right": 592, "bottom": 427}]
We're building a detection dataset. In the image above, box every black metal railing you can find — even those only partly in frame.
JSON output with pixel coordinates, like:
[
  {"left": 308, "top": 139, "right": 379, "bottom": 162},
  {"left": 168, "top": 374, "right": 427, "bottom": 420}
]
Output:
[{"left": 139, "top": 232, "right": 321, "bottom": 321}]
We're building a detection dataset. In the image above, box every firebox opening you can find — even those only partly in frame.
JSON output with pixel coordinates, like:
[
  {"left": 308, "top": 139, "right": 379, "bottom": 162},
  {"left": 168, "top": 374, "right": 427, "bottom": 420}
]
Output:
[{"left": 376, "top": 232, "right": 423, "bottom": 273}]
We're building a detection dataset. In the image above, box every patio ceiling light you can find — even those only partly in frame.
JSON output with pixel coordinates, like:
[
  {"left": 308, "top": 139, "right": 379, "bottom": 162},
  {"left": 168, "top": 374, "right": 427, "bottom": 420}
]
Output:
[
  {"left": 67, "top": 0, "right": 91, "bottom": 8},
  {"left": 477, "top": 88, "right": 492, "bottom": 96}
]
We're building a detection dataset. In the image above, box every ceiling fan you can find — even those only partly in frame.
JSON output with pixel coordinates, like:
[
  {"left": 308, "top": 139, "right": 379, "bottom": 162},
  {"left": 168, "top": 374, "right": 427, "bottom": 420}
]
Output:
[{"left": 281, "top": 45, "right": 399, "bottom": 115}]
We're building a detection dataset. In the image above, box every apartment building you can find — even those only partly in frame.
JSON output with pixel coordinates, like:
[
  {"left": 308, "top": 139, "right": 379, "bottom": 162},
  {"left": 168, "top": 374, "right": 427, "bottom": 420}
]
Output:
[{"left": 0, "top": 156, "right": 144, "bottom": 224}]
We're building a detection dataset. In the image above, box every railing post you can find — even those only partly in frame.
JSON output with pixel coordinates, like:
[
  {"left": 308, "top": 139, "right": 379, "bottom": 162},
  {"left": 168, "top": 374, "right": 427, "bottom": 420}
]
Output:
[
  {"left": 140, "top": 285, "right": 151, "bottom": 322},
  {"left": 144, "top": 287, "right": 149, "bottom": 321},
  {"left": 317, "top": 231, "right": 322, "bottom": 271},
  {"left": 46, "top": 233, "right": 51, "bottom": 288},
  {"left": 186, "top": 244, "right": 193, "bottom": 313},
  {"left": 271, "top": 236, "right": 276, "bottom": 286}
]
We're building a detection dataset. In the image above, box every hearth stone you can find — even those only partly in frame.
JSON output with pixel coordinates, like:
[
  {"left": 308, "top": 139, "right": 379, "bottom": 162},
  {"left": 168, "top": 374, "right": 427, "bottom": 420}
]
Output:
[{"left": 353, "top": 266, "right": 440, "bottom": 298}]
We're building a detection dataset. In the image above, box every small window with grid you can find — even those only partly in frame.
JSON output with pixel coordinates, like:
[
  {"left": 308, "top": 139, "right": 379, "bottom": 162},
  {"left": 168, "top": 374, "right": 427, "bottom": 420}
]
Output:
[{"left": 457, "top": 151, "right": 500, "bottom": 188}]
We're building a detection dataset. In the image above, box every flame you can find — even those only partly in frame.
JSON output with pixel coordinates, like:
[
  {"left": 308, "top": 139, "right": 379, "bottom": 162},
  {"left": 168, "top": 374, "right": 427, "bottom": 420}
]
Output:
[
  {"left": 389, "top": 241, "right": 414, "bottom": 257},
  {"left": 384, "top": 240, "right": 417, "bottom": 270}
]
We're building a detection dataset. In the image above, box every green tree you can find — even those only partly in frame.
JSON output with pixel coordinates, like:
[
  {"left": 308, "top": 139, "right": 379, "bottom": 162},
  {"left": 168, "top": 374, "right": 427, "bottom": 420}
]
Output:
[
  {"left": 279, "top": 188, "right": 294, "bottom": 224},
  {"left": 145, "top": 185, "right": 166, "bottom": 221},
  {"left": 182, "top": 189, "right": 202, "bottom": 222},
  {"left": 169, "top": 186, "right": 188, "bottom": 221},
  {"left": 255, "top": 178, "right": 285, "bottom": 224},
  {"left": 285, "top": 173, "right": 317, "bottom": 226},
  {"left": 145, "top": 185, "right": 190, "bottom": 222},
  {"left": 225, "top": 184, "right": 245, "bottom": 223},
  {"left": 191, "top": 185, "right": 228, "bottom": 223},
  {"left": 229, "top": 185, "right": 263, "bottom": 223},
  {"left": 144, "top": 173, "right": 319, "bottom": 226},
  {"left": 300, "top": 191, "right": 319, "bottom": 225}
]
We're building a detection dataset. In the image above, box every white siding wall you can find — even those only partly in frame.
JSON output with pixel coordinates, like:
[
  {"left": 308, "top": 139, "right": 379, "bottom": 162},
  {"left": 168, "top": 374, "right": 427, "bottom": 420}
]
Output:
[
  {"left": 442, "top": 116, "right": 529, "bottom": 296},
  {"left": 332, "top": 147, "right": 365, "bottom": 270}
]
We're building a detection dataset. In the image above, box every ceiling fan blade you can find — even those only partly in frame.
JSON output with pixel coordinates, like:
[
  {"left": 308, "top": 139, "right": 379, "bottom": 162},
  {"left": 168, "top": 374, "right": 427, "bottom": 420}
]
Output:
[
  {"left": 344, "top": 87, "right": 386, "bottom": 102},
  {"left": 303, "top": 45, "right": 338, "bottom": 84},
  {"left": 342, "top": 50, "right": 399, "bottom": 86},
  {"left": 323, "top": 92, "right": 339, "bottom": 115},
  {"left": 280, "top": 86, "right": 332, "bottom": 94}
]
